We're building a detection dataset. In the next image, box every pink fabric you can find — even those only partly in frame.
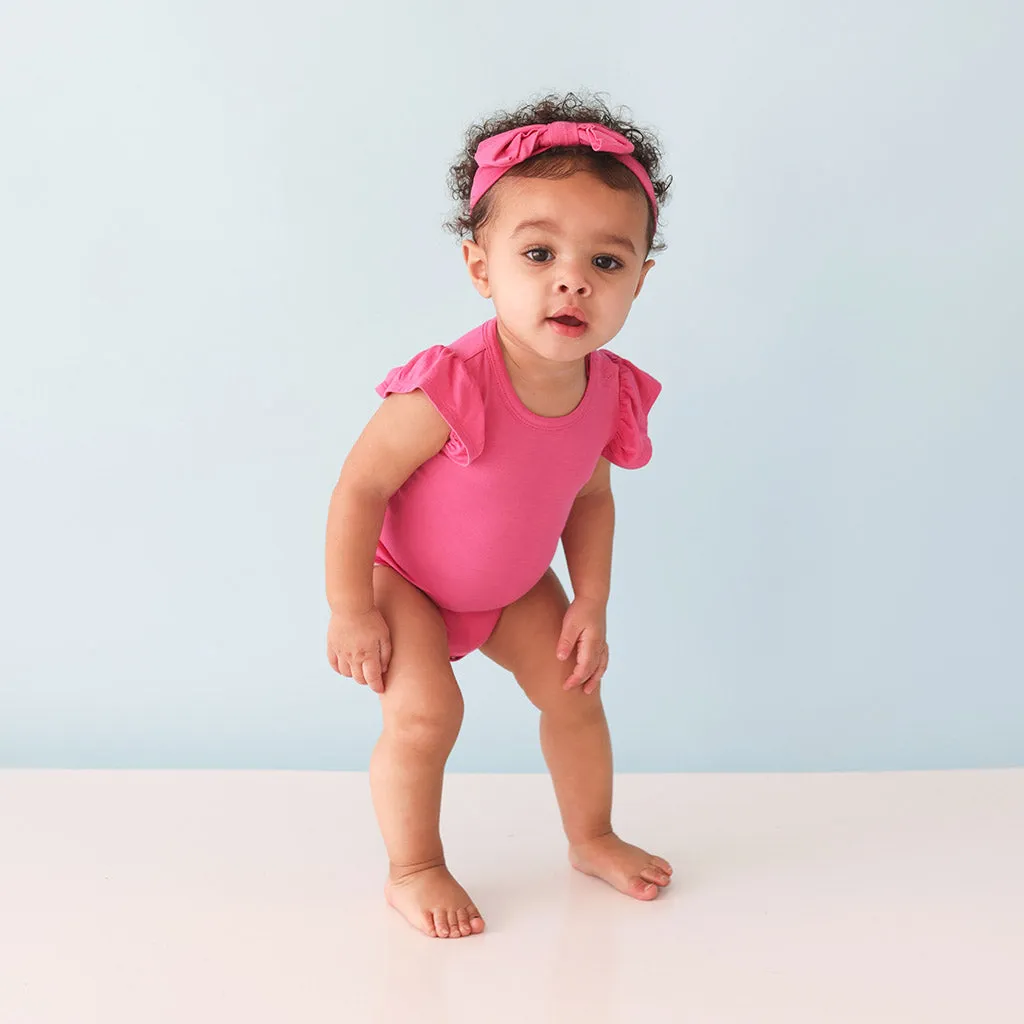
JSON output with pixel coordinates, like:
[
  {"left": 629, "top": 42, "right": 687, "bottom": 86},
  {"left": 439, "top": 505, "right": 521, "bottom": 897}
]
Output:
[
  {"left": 374, "top": 318, "right": 661, "bottom": 659},
  {"left": 470, "top": 121, "right": 658, "bottom": 224}
]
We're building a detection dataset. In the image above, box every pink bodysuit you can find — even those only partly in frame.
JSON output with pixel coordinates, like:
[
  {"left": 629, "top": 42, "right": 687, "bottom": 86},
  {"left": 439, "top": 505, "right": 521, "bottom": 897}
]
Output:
[{"left": 374, "top": 316, "right": 661, "bottom": 660}]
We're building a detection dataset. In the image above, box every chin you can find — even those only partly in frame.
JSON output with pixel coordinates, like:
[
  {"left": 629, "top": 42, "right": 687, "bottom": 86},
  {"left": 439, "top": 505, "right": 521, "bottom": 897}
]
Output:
[{"left": 535, "top": 329, "right": 593, "bottom": 357}]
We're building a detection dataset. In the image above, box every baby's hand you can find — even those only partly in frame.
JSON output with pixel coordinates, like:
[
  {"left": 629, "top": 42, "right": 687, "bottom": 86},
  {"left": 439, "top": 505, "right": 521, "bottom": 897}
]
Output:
[
  {"left": 556, "top": 597, "right": 609, "bottom": 695},
  {"left": 327, "top": 607, "right": 392, "bottom": 694}
]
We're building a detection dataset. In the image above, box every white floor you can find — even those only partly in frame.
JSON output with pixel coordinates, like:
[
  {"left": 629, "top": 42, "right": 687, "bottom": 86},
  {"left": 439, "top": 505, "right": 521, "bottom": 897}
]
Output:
[{"left": 1, "top": 769, "right": 1022, "bottom": 1023}]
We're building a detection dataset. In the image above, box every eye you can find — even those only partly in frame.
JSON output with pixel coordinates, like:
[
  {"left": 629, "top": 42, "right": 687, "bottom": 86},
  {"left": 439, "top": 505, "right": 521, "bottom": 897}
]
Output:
[
  {"left": 524, "top": 247, "right": 553, "bottom": 263},
  {"left": 593, "top": 254, "right": 623, "bottom": 271}
]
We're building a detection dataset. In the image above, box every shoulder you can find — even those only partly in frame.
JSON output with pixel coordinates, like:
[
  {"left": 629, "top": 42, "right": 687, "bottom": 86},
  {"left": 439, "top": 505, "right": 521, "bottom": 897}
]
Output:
[
  {"left": 591, "top": 348, "right": 662, "bottom": 408},
  {"left": 376, "top": 320, "right": 492, "bottom": 397},
  {"left": 446, "top": 319, "right": 491, "bottom": 369},
  {"left": 593, "top": 348, "right": 663, "bottom": 469},
  {"left": 374, "top": 324, "right": 493, "bottom": 466}
]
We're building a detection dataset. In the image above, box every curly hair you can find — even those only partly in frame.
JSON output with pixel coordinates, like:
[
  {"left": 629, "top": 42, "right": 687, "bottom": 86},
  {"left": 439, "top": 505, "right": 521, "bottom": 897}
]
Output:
[{"left": 445, "top": 91, "right": 672, "bottom": 254}]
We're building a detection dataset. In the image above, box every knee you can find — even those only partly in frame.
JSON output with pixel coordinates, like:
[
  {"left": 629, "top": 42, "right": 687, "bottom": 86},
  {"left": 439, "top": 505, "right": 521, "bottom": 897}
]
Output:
[
  {"left": 525, "top": 671, "right": 605, "bottom": 721},
  {"left": 386, "top": 700, "right": 464, "bottom": 756}
]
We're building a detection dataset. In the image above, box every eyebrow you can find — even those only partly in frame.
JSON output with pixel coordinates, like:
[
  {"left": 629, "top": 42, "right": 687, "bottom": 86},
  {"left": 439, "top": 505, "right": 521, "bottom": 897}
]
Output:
[{"left": 509, "top": 218, "right": 637, "bottom": 256}]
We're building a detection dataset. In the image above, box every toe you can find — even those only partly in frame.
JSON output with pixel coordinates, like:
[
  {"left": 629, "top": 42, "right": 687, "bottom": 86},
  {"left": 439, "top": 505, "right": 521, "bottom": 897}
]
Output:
[
  {"left": 468, "top": 906, "right": 485, "bottom": 933},
  {"left": 432, "top": 910, "right": 449, "bottom": 938},
  {"left": 628, "top": 876, "right": 659, "bottom": 901},
  {"left": 456, "top": 908, "right": 472, "bottom": 937},
  {"left": 447, "top": 910, "right": 461, "bottom": 938},
  {"left": 652, "top": 856, "right": 673, "bottom": 874},
  {"left": 640, "top": 865, "right": 671, "bottom": 887},
  {"left": 421, "top": 911, "right": 438, "bottom": 937}
]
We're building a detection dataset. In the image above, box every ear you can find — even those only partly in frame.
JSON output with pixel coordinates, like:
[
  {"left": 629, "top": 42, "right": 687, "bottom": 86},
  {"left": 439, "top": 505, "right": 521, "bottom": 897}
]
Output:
[
  {"left": 462, "top": 239, "right": 491, "bottom": 299},
  {"left": 632, "top": 259, "right": 655, "bottom": 300}
]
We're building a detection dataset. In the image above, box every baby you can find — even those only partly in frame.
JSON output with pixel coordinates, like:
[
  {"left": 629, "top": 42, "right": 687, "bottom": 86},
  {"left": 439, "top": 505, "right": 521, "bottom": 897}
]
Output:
[{"left": 325, "top": 92, "right": 673, "bottom": 939}]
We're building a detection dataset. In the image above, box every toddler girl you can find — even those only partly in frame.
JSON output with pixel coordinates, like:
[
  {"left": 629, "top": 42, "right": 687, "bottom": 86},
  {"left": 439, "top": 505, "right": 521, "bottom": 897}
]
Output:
[{"left": 325, "top": 92, "right": 674, "bottom": 939}]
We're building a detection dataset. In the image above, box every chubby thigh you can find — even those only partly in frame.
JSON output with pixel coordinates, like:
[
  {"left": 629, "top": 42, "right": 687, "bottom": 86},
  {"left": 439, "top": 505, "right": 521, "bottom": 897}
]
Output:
[
  {"left": 482, "top": 568, "right": 600, "bottom": 712},
  {"left": 372, "top": 564, "right": 464, "bottom": 744}
]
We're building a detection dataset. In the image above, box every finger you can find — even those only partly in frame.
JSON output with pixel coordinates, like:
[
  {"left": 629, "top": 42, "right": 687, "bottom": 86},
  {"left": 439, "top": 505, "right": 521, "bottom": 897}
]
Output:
[
  {"left": 556, "top": 619, "right": 581, "bottom": 662},
  {"left": 350, "top": 656, "right": 368, "bottom": 686},
  {"left": 584, "top": 646, "right": 609, "bottom": 695},
  {"left": 379, "top": 634, "right": 393, "bottom": 676},
  {"left": 363, "top": 656, "right": 384, "bottom": 694},
  {"left": 563, "top": 635, "right": 596, "bottom": 690}
]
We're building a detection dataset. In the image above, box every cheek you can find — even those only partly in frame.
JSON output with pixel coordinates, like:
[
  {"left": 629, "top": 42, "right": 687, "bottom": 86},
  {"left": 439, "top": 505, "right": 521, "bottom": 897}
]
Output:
[
  {"left": 610, "top": 275, "right": 638, "bottom": 302},
  {"left": 494, "top": 260, "right": 538, "bottom": 296},
  {"left": 487, "top": 265, "right": 535, "bottom": 314}
]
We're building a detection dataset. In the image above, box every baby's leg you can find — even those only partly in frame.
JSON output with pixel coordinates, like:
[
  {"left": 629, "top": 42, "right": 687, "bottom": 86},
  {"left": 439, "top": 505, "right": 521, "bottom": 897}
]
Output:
[
  {"left": 369, "top": 565, "right": 484, "bottom": 938},
  {"left": 481, "top": 569, "right": 673, "bottom": 901}
]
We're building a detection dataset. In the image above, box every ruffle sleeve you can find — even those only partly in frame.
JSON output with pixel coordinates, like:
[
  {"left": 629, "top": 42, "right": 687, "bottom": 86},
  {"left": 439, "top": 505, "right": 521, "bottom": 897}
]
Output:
[
  {"left": 601, "top": 353, "right": 662, "bottom": 469},
  {"left": 376, "top": 345, "right": 485, "bottom": 466}
]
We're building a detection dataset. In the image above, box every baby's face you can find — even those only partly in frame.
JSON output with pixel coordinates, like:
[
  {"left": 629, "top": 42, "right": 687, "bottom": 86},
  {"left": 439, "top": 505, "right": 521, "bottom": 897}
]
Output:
[{"left": 462, "top": 172, "right": 655, "bottom": 363}]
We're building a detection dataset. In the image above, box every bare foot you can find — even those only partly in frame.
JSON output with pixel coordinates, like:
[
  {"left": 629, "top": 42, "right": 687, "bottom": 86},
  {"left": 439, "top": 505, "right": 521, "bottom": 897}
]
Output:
[
  {"left": 384, "top": 863, "right": 486, "bottom": 938},
  {"left": 569, "top": 832, "right": 673, "bottom": 901}
]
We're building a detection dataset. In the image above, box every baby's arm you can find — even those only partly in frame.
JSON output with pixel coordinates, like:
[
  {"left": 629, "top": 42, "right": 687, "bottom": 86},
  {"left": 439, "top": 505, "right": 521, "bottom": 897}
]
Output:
[
  {"left": 562, "top": 457, "right": 614, "bottom": 604},
  {"left": 557, "top": 458, "right": 614, "bottom": 694},
  {"left": 325, "top": 391, "right": 449, "bottom": 690}
]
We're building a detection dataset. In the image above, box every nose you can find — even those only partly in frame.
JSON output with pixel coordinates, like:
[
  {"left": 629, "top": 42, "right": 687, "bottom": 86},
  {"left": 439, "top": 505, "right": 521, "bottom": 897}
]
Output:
[{"left": 555, "top": 258, "right": 592, "bottom": 297}]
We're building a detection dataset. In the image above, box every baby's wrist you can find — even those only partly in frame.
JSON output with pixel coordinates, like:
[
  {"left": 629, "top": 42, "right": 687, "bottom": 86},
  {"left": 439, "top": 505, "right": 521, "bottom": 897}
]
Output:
[{"left": 329, "top": 586, "right": 375, "bottom": 618}]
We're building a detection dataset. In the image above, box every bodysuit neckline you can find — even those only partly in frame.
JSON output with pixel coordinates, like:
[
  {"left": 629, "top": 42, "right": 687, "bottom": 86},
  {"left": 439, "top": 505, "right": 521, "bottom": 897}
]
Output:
[{"left": 482, "top": 317, "right": 596, "bottom": 431}]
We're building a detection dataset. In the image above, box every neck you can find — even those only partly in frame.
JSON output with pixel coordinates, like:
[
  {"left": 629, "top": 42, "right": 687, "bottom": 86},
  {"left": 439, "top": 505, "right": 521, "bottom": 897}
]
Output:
[{"left": 494, "top": 318, "right": 588, "bottom": 388}]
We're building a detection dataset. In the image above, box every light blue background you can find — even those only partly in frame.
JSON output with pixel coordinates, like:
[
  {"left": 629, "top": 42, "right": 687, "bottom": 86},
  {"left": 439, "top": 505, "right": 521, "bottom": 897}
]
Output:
[{"left": 2, "top": 1, "right": 1021, "bottom": 772}]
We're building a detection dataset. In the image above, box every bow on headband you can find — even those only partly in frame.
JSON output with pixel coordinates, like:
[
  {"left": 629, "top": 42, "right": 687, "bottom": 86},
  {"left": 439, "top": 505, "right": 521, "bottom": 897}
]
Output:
[{"left": 469, "top": 120, "right": 657, "bottom": 224}]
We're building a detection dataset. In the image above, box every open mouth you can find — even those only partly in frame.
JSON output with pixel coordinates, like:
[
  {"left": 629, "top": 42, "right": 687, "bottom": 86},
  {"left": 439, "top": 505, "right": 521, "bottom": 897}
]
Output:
[{"left": 550, "top": 315, "right": 585, "bottom": 327}]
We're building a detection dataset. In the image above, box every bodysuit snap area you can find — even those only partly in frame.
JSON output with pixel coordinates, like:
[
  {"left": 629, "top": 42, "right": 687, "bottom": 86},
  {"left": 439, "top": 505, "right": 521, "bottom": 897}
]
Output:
[
  {"left": 437, "top": 604, "right": 502, "bottom": 661},
  {"left": 374, "top": 556, "right": 502, "bottom": 661}
]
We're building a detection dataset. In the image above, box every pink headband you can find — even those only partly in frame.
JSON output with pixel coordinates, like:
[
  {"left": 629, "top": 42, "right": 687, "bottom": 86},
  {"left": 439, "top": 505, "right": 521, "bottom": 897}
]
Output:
[{"left": 470, "top": 121, "right": 658, "bottom": 225}]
